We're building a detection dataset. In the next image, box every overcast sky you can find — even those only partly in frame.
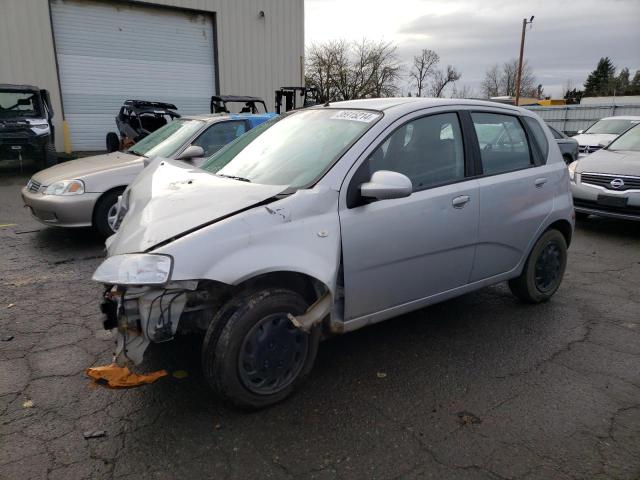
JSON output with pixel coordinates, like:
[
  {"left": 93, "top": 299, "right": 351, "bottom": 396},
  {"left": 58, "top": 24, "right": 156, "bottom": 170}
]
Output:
[{"left": 305, "top": 0, "right": 640, "bottom": 97}]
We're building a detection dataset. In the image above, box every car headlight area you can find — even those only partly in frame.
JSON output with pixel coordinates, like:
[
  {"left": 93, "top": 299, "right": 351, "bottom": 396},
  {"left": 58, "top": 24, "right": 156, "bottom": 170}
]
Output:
[
  {"left": 92, "top": 253, "right": 173, "bottom": 286},
  {"left": 44, "top": 179, "right": 85, "bottom": 196},
  {"left": 568, "top": 161, "right": 578, "bottom": 182}
]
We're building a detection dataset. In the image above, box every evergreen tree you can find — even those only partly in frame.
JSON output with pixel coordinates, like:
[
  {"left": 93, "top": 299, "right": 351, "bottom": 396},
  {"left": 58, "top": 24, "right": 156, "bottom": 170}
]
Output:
[
  {"left": 615, "top": 68, "right": 630, "bottom": 95},
  {"left": 630, "top": 70, "right": 640, "bottom": 95},
  {"left": 583, "top": 57, "right": 616, "bottom": 96}
]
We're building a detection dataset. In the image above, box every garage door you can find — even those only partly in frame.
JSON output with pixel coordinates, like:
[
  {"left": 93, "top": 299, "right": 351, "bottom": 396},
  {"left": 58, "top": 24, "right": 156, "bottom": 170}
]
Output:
[{"left": 50, "top": 0, "right": 216, "bottom": 151}]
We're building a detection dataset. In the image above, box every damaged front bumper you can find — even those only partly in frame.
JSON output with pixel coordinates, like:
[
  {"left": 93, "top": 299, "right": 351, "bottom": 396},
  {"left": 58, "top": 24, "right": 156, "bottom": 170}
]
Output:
[{"left": 100, "top": 281, "right": 198, "bottom": 365}]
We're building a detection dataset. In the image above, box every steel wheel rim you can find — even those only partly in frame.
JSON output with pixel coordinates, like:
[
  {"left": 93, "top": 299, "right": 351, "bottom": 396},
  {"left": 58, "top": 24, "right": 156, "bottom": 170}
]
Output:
[
  {"left": 534, "top": 242, "right": 562, "bottom": 292},
  {"left": 106, "top": 203, "right": 119, "bottom": 232},
  {"left": 238, "top": 313, "right": 309, "bottom": 395}
]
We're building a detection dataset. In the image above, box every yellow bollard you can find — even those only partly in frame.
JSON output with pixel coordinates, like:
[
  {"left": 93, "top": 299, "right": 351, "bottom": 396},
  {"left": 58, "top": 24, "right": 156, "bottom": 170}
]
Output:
[{"left": 62, "top": 120, "right": 72, "bottom": 154}]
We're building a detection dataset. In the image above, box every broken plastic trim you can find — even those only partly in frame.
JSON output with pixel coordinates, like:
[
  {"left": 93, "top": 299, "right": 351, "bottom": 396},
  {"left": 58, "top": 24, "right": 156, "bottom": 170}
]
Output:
[{"left": 287, "top": 292, "right": 331, "bottom": 332}]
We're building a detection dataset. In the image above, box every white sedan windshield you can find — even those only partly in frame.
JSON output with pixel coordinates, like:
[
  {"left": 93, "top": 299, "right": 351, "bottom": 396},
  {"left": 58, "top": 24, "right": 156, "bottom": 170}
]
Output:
[{"left": 206, "top": 109, "right": 381, "bottom": 188}]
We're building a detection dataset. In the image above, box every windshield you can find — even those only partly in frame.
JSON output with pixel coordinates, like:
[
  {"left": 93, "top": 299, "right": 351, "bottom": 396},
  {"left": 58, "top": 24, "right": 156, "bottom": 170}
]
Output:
[
  {"left": 127, "top": 118, "right": 203, "bottom": 157},
  {"left": 202, "top": 109, "right": 381, "bottom": 188},
  {"left": 607, "top": 125, "right": 640, "bottom": 152},
  {"left": 584, "top": 119, "right": 640, "bottom": 135},
  {"left": 0, "top": 91, "right": 42, "bottom": 119}
]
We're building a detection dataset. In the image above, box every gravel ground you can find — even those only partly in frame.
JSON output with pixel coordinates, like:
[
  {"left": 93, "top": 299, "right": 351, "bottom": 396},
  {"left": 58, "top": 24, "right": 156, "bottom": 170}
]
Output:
[{"left": 1, "top": 164, "right": 639, "bottom": 480}]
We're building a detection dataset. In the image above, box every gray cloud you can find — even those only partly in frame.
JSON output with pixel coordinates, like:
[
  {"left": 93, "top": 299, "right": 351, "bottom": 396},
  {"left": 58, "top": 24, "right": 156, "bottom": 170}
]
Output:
[{"left": 395, "top": 0, "right": 640, "bottom": 95}]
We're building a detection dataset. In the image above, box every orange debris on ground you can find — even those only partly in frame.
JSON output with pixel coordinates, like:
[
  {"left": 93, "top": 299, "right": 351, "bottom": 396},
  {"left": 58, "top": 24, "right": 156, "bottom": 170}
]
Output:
[{"left": 86, "top": 364, "right": 168, "bottom": 389}]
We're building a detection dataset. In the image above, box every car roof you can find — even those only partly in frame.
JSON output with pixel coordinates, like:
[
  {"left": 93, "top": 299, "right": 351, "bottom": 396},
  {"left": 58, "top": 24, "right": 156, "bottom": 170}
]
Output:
[
  {"left": 599, "top": 116, "right": 640, "bottom": 121},
  {"left": 314, "top": 97, "right": 521, "bottom": 113},
  {"left": 181, "top": 113, "right": 277, "bottom": 123}
]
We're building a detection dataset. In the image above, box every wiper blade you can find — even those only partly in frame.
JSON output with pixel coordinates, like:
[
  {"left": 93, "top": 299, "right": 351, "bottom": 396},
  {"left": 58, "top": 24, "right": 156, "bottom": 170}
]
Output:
[{"left": 216, "top": 173, "right": 251, "bottom": 183}]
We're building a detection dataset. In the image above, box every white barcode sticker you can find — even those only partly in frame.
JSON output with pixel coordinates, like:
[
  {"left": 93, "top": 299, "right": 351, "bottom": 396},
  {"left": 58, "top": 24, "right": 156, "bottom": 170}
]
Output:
[{"left": 330, "top": 110, "right": 379, "bottom": 123}]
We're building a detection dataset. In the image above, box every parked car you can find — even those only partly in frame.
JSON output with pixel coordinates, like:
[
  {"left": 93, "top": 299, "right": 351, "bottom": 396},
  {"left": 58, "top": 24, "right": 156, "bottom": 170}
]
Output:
[
  {"left": 547, "top": 124, "right": 579, "bottom": 164},
  {"left": 570, "top": 123, "right": 640, "bottom": 221},
  {"left": 106, "top": 100, "right": 181, "bottom": 153},
  {"left": 572, "top": 116, "right": 640, "bottom": 155},
  {"left": 21, "top": 113, "right": 276, "bottom": 237},
  {"left": 0, "top": 84, "right": 56, "bottom": 169},
  {"left": 93, "top": 98, "right": 574, "bottom": 409}
]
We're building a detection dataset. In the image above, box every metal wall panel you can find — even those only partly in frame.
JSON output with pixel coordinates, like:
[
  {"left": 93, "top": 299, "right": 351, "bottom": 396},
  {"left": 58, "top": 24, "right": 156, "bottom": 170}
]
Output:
[
  {"left": 526, "top": 104, "right": 640, "bottom": 135},
  {"left": 50, "top": 0, "right": 216, "bottom": 150}
]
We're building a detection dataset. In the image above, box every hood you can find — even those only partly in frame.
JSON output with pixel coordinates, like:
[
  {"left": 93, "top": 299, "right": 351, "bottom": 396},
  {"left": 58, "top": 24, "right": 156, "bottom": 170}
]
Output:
[
  {"left": 32, "top": 152, "right": 140, "bottom": 185},
  {"left": 106, "top": 159, "right": 288, "bottom": 255},
  {"left": 575, "top": 149, "right": 640, "bottom": 176},
  {"left": 571, "top": 133, "right": 618, "bottom": 147}
]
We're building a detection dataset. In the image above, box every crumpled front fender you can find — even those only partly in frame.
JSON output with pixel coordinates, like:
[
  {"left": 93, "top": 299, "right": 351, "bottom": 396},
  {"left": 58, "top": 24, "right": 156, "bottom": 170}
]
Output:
[{"left": 154, "top": 186, "right": 342, "bottom": 296}]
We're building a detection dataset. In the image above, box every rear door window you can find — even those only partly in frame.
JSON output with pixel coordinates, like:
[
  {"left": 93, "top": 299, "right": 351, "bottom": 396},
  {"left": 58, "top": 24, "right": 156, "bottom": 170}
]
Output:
[{"left": 471, "top": 113, "right": 532, "bottom": 175}]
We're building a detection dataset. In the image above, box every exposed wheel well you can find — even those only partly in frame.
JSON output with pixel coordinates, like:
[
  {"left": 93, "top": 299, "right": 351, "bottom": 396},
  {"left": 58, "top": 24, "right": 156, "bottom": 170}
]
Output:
[
  {"left": 92, "top": 186, "right": 126, "bottom": 226},
  {"left": 236, "top": 271, "right": 329, "bottom": 304},
  {"left": 546, "top": 219, "right": 573, "bottom": 246}
]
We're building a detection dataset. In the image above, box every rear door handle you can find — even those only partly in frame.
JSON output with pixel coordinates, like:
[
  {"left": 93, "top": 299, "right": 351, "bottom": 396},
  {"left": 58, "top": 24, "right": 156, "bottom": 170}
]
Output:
[
  {"left": 452, "top": 195, "right": 470, "bottom": 208},
  {"left": 535, "top": 177, "right": 547, "bottom": 188}
]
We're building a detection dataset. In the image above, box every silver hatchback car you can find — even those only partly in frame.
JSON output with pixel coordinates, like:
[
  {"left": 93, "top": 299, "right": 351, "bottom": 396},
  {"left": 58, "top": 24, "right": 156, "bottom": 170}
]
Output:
[{"left": 93, "top": 98, "right": 574, "bottom": 408}]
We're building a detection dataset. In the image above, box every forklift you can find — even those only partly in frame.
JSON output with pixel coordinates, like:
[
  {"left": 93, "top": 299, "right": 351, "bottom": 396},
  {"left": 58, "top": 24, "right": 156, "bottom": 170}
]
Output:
[{"left": 274, "top": 87, "right": 321, "bottom": 114}]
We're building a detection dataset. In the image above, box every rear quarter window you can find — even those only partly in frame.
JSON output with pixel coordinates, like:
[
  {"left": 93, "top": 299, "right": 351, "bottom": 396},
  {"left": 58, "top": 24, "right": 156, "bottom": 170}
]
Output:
[{"left": 523, "top": 117, "right": 549, "bottom": 160}]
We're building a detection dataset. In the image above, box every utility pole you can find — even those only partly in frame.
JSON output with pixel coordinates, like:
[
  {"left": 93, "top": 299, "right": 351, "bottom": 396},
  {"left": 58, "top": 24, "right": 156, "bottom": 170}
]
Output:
[{"left": 515, "top": 15, "right": 534, "bottom": 106}]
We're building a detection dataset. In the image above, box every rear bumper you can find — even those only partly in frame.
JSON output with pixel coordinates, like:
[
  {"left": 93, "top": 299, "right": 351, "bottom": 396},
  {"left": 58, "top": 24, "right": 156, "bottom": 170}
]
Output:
[{"left": 21, "top": 186, "right": 100, "bottom": 228}]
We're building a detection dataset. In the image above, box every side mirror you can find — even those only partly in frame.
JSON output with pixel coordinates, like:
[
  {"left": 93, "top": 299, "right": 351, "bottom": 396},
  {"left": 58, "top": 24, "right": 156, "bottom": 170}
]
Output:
[
  {"left": 177, "top": 145, "right": 204, "bottom": 161},
  {"left": 360, "top": 170, "right": 412, "bottom": 201},
  {"left": 577, "top": 130, "right": 584, "bottom": 134}
]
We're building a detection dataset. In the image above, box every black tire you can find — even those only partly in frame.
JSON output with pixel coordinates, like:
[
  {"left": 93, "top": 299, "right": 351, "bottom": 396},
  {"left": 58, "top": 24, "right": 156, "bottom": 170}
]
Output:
[
  {"left": 93, "top": 189, "right": 123, "bottom": 237},
  {"left": 508, "top": 229, "right": 567, "bottom": 304},
  {"left": 202, "top": 288, "right": 320, "bottom": 410},
  {"left": 106, "top": 132, "right": 120, "bottom": 153},
  {"left": 39, "top": 141, "right": 57, "bottom": 170}
]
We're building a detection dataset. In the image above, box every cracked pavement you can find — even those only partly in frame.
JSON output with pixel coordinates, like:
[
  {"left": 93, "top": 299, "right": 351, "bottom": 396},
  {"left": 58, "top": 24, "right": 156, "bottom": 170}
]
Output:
[{"left": 1, "top": 165, "right": 639, "bottom": 479}]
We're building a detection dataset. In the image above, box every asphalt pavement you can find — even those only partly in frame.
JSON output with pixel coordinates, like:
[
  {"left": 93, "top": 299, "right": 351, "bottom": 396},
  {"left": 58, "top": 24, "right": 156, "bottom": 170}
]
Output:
[{"left": 1, "top": 162, "right": 639, "bottom": 480}]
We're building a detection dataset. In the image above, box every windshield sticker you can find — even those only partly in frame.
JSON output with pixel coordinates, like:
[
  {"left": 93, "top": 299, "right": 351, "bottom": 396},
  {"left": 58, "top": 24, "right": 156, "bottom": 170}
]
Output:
[{"left": 331, "top": 110, "right": 379, "bottom": 123}]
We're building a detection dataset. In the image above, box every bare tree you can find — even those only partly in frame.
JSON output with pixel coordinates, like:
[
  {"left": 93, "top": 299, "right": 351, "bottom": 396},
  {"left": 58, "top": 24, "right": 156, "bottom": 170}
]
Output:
[
  {"left": 305, "top": 40, "right": 349, "bottom": 102},
  {"left": 430, "top": 65, "right": 461, "bottom": 98},
  {"left": 450, "top": 84, "right": 476, "bottom": 99},
  {"left": 480, "top": 59, "right": 537, "bottom": 98},
  {"left": 409, "top": 49, "right": 440, "bottom": 97},
  {"left": 481, "top": 64, "right": 501, "bottom": 98},
  {"left": 305, "top": 39, "right": 400, "bottom": 101}
]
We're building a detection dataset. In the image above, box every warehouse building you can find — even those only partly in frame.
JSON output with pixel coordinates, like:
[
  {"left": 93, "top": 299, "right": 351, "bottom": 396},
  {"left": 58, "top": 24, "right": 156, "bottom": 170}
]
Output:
[{"left": 0, "top": 0, "right": 304, "bottom": 152}]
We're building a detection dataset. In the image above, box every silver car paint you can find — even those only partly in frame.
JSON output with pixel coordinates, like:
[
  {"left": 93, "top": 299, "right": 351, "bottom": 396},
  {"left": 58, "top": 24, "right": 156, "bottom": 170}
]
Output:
[{"left": 98, "top": 98, "right": 574, "bottom": 356}]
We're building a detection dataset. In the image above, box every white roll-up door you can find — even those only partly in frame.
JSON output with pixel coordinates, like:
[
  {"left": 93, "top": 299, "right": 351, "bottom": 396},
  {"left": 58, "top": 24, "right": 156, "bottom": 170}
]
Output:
[{"left": 50, "top": 0, "right": 216, "bottom": 151}]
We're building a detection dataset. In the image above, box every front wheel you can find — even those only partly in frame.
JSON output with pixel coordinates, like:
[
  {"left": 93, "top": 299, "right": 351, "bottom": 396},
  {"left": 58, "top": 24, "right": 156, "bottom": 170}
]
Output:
[
  {"left": 93, "top": 189, "right": 123, "bottom": 237},
  {"left": 202, "top": 288, "right": 320, "bottom": 410},
  {"left": 508, "top": 229, "right": 567, "bottom": 303}
]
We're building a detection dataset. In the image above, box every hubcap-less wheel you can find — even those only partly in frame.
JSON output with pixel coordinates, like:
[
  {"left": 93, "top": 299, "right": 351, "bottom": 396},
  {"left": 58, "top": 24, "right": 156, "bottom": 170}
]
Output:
[
  {"left": 106, "top": 203, "right": 119, "bottom": 232},
  {"left": 238, "top": 313, "right": 309, "bottom": 395},
  {"left": 534, "top": 242, "right": 562, "bottom": 292}
]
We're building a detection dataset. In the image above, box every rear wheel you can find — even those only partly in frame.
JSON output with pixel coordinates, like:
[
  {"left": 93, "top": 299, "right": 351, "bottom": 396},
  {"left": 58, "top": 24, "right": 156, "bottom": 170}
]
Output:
[
  {"left": 93, "top": 189, "right": 123, "bottom": 237},
  {"left": 508, "top": 229, "right": 567, "bottom": 303},
  {"left": 202, "top": 288, "right": 320, "bottom": 410}
]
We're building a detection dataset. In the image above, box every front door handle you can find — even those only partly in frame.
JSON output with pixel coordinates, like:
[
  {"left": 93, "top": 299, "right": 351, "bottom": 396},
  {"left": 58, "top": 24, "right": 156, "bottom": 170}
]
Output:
[
  {"left": 452, "top": 195, "right": 470, "bottom": 208},
  {"left": 535, "top": 177, "right": 547, "bottom": 188}
]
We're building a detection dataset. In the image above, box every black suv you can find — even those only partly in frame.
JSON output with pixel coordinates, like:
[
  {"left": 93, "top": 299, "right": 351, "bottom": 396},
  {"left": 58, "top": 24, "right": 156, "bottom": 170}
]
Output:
[{"left": 0, "top": 84, "right": 56, "bottom": 170}]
